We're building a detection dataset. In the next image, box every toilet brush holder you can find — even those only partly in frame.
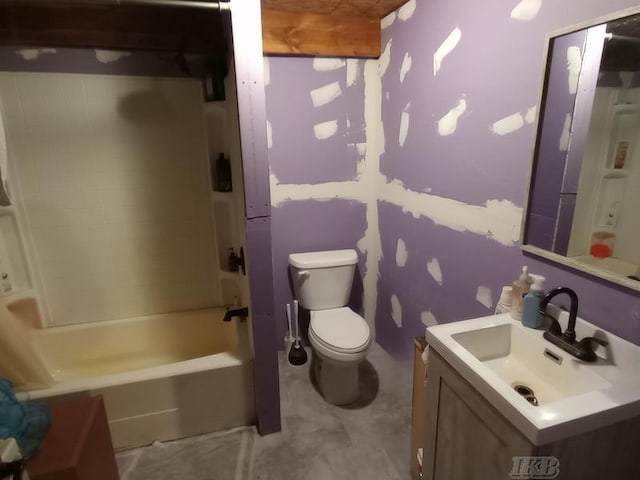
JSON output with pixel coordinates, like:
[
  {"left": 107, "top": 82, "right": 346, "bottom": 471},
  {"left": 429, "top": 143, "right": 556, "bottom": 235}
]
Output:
[
  {"left": 288, "top": 300, "right": 308, "bottom": 366},
  {"left": 284, "top": 333, "right": 294, "bottom": 353}
]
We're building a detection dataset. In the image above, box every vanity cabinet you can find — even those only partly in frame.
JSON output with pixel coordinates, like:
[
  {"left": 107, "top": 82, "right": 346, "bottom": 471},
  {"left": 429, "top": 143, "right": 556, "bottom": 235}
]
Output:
[{"left": 423, "top": 349, "right": 640, "bottom": 480}]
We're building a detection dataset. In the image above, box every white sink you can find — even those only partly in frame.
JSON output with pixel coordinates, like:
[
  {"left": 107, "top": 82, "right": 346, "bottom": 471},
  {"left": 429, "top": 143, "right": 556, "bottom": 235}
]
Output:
[{"left": 426, "top": 310, "right": 640, "bottom": 445}]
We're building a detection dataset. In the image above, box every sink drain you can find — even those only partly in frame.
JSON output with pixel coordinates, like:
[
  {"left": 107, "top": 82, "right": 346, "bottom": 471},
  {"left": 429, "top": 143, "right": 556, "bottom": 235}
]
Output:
[{"left": 513, "top": 384, "right": 539, "bottom": 406}]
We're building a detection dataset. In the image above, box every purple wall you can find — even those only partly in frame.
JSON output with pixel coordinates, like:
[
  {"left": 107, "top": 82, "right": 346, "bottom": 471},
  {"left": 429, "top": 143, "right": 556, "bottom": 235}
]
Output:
[
  {"left": 0, "top": 46, "right": 208, "bottom": 77},
  {"left": 265, "top": 57, "right": 368, "bottom": 343},
  {"left": 266, "top": 58, "right": 365, "bottom": 184},
  {"left": 378, "top": 0, "right": 640, "bottom": 362}
]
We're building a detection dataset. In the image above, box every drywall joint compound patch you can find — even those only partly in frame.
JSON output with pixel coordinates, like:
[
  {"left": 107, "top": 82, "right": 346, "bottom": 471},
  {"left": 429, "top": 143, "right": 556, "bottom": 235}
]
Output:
[
  {"left": 427, "top": 258, "right": 443, "bottom": 285},
  {"left": 16, "top": 48, "right": 57, "bottom": 61},
  {"left": 313, "top": 58, "right": 346, "bottom": 71},
  {"left": 421, "top": 311, "right": 438, "bottom": 327},
  {"left": 391, "top": 294, "right": 402, "bottom": 328},
  {"left": 567, "top": 46, "right": 582, "bottom": 94},
  {"left": 437, "top": 99, "right": 466, "bottom": 136},
  {"left": 95, "top": 49, "right": 131, "bottom": 64},
  {"left": 400, "top": 53, "right": 412, "bottom": 84},
  {"left": 491, "top": 112, "right": 524, "bottom": 136},
  {"left": 396, "top": 238, "right": 408, "bottom": 267},
  {"left": 313, "top": 120, "right": 339, "bottom": 140},
  {"left": 433, "top": 27, "right": 461, "bottom": 76},
  {"left": 510, "top": 0, "right": 542, "bottom": 21},
  {"left": 476, "top": 286, "right": 493, "bottom": 309},
  {"left": 310, "top": 82, "right": 342, "bottom": 108},
  {"left": 398, "top": 0, "right": 416, "bottom": 21}
]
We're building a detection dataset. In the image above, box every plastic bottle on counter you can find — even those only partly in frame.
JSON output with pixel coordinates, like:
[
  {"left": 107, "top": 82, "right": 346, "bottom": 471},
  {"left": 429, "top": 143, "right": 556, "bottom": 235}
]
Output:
[
  {"left": 494, "top": 286, "right": 512, "bottom": 315},
  {"left": 510, "top": 266, "right": 533, "bottom": 321},
  {"left": 522, "top": 274, "right": 546, "bottom": 329}
]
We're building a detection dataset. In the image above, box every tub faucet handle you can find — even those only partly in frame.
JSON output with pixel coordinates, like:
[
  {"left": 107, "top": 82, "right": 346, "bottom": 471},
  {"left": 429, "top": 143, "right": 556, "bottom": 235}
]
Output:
[{"left": 223, "top": 307, "right": 249, "bottom": 322}]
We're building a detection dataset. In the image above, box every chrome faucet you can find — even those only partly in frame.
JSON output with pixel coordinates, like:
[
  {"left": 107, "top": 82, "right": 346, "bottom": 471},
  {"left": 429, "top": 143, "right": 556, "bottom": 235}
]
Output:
[
  {"left": 223, "top": 307, "right": 249, "bottom": 322},
  {"left": 539, "top": 287, "right": 607, "bottom": 362}
]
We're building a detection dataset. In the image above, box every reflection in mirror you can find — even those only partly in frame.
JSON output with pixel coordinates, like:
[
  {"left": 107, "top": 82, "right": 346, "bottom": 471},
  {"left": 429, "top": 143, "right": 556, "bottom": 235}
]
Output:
[{"left": 524, "top": 9, "right": 640, "bottom": 291}]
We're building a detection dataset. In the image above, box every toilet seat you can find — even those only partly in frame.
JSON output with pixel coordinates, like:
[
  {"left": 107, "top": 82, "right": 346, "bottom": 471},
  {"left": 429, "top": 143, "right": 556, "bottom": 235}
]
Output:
[{"left": 309, "top": 307, "right": 370, "bottom": 354}]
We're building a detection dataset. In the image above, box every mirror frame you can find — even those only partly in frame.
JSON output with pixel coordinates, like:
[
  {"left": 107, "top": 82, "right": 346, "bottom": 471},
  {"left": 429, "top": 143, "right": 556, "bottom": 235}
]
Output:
[{"left": 521, "top": 5, "right": 640, "bottom": 293}]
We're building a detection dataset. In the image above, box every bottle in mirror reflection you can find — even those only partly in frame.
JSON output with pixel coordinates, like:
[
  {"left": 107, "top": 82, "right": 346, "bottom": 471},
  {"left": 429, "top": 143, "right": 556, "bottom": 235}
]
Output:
[{"left": 211, "top": 153, "right": 232, "bottom": 192}]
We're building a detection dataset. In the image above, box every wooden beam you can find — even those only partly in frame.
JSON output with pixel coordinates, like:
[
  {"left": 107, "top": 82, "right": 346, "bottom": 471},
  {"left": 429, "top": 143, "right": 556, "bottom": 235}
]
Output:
[
  {"left": 262, "top": 9, "right": 380, "bottom": 58},
  {"left": 0, "top": 4, "right": 227, "bottom": 54},
  {"left": 263, "top": 0, "right": 409, "bottom": 20}
]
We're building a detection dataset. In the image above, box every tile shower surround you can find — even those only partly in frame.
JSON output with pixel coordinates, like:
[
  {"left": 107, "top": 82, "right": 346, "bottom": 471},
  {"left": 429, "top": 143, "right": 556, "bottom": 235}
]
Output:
[{"left": 0, "top": 73, "right": 219, "bottom": 325}]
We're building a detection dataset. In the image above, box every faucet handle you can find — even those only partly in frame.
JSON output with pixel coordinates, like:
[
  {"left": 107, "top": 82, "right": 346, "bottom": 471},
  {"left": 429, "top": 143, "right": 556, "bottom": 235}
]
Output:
[{"left": 579, "top": 336, "right": 608, "bottom": 348}]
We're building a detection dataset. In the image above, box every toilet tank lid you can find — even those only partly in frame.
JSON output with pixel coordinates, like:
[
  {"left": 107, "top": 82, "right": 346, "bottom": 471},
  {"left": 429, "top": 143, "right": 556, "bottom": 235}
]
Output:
[{"left": 288, "top": 249, "right": 358, "bottom": 269}]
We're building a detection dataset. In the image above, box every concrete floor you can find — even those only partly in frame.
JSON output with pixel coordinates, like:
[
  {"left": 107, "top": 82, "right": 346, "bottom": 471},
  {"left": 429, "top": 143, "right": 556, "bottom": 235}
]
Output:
[{"left": 117, "top": 343, "right": 413, "bottom": 480}]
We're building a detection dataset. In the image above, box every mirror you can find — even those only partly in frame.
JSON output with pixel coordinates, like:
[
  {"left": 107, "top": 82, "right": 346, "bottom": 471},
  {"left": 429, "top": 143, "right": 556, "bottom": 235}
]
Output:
[{"left": 523, "top": 7, "right": 640, "bottom": 291}]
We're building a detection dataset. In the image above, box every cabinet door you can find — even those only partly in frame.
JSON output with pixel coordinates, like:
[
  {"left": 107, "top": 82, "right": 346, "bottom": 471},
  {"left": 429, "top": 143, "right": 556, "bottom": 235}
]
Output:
[{"left": 423, "top": 350, "right": 534, "bottom": 480}]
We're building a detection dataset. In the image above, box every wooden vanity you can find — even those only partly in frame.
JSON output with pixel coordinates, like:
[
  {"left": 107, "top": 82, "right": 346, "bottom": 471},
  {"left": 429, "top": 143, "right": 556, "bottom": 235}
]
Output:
[{"left": 423, "top": 349, "right": 640, "bottom": 480}]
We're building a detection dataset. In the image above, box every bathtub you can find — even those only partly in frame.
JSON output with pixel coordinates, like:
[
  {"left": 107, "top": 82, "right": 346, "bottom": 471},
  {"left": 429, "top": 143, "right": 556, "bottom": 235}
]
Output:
[{"left": 25, "top": 307, "right": 255, "bottom": 449}]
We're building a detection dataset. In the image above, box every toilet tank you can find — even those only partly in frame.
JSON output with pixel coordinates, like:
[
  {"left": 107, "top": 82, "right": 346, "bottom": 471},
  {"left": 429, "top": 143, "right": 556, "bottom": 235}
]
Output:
[{"left": 288, "top": 250, "right": 358, "bottom": 310}]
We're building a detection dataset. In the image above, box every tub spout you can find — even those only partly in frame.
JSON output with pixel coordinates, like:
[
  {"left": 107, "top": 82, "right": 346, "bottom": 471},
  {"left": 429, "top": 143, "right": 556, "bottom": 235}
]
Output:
[{"left": 223, "top": 307, "right": 249, "bottom": 322}]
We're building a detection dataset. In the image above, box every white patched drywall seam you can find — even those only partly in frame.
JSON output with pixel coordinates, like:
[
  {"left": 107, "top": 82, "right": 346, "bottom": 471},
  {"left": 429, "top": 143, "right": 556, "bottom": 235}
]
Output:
[
  {"left": 391, "top": 294, "right": 402, "bottom": 327},
  {"left": 313, "top": 120, "right": 339, "bottom": 140},
  {"left": 434, "top": 27, "right": 461, "bottom": 76},
  {"left": 476, "top": 286, "right": 493, "bottom": 309},
  {"left": 559, "top": 113, "right": 572, "bottom": 151},
  {"left": 399, "top": 111, "right": 410, "bottom": 147},
  {"left": 567, "top": 46, "right": 582, "bottom": 95},
  {"left": 381, "top": 11, "right": 397, "bottom": 30},
  {"left": 266, "top": 120, "right": 273, "bottom": 149},
  {"left": 379, "top": 40, "right": 393, "bottom": 77},
  {"left": 313, "top": 58, "right": 346, "bottom": 71},
  {"left": 525, "top": 106, "right": 537, "bottom": 124},
  {"left": 361, "top": 59, "right": 384, "bottom": 334},
  {"left": 377, "top": 179, "right": 523, "bottom": 247},
  {"left": 310, "top": 82, "right": 343, "bottom": 108},
  {"left": 400, "top": 53, "right": 412, "bottom": 83},
  {"left": 347, "top": 59, "right": 359, "bottom": 87},
  {"left": 269, "top": 19, "right": 524, "bottom": 335},
  {"left": 510, "top": 0, "right": 542, "bottom": 21},
  {"left": 421, "top": 310, "right": 438, "bottom": 327},
  {"left": 263, "top": 58, "right": 271, "bottom": 86},
  {"left": 95, "top": 49, "right": 131, "bottom": 64},
  {"left": 438, "top": 99, "right": 467, "bottom": 136},
  {"left": 427, "top": 258, "right": 443, "bottom": 285},
  {"left": 396, "top": 238, "right": 408, "bottom": 266},
  {"left": 397, "top": 0, "right": 417, "bottom": 21},
  {"left": 16, "top": 48, "right": 57, "bottom": 61},
  {"left": 491, "top": 112, "right": 524, "bottom": 135}
]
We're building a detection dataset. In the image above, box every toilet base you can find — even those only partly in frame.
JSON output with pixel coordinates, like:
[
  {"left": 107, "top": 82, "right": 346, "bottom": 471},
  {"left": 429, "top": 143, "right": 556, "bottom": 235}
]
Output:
[{"left": 314, "top": 355, "right": 360, "bottom": 405}]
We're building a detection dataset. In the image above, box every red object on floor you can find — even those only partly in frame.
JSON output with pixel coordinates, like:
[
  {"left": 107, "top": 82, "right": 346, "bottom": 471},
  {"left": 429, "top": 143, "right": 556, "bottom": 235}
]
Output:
[
  {"left": 28, "top": 396, "right": 119, "bottom": 480},
  {"left": 590, "top": 243, "right": 612, "bottom": 259}
]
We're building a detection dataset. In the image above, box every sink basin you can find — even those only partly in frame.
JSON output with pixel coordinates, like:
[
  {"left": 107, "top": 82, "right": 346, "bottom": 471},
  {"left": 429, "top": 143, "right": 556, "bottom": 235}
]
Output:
[
  {"left": 452, "top": 323, "right": 610, "bottom": 405},
  {"left": 426, "top": 310, "right": 640, "bottom": 445}
]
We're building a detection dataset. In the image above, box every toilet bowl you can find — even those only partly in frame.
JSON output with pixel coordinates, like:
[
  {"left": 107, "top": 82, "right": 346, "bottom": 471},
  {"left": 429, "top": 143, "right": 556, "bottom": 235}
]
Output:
[{"left": 289, "top": 249, "right": 371, "bottom": 405}]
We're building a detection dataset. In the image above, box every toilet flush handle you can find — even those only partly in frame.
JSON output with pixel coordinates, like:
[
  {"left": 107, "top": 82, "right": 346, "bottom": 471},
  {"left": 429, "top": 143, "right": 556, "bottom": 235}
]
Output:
[{"left": 296, "top": 270, "right": 310, "bottom": 280}]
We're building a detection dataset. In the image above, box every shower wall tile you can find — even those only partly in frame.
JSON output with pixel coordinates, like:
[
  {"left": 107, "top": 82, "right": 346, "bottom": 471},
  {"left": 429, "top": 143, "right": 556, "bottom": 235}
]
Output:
[{"left": 0, "top": 73, "right": 220, "bottom": 326}]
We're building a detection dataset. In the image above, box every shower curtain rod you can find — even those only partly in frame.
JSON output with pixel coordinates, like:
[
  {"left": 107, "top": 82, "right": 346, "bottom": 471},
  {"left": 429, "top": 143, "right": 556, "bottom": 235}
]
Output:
[{"left": 30, "top": 0, "right": 230, "bottom": 11}]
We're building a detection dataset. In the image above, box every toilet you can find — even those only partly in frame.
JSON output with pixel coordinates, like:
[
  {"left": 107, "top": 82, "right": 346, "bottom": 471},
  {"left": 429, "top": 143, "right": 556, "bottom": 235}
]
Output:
[{"left": 288, "top": 249, "right": 371, "bottom": 405}]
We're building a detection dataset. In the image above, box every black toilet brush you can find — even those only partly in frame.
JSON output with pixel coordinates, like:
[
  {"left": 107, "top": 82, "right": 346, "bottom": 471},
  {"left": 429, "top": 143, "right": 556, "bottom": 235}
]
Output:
[{"left": 288, "top": 300, "right": 308, "bottom": 366}]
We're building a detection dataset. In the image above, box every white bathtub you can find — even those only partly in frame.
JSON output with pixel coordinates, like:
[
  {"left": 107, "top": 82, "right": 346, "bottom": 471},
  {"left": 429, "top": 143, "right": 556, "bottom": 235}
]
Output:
[{"left": 25, "top": 307, "right": 255, "bottom": 449}]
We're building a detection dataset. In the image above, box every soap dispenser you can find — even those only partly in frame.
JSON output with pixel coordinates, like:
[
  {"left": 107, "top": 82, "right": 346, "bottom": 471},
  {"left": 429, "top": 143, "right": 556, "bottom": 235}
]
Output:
[
  {"left": 510, "top": 266, "right": 533, "bottom": 321},
  {"left": 522, "top": 274, "right": 545, "bottom": 329}
]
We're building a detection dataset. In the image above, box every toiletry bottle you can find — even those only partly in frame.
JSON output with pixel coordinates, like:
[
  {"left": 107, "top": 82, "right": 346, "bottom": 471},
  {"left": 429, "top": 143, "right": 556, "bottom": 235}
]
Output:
[
  {"left": 509, "top": 266, "right": 532, "bottom": 321},
  {"left": 215, "top": 153, "right": 232, "bottom": 192},
  {"left": 494, "top": 286, "right": 512, "bottom": 315},
  {"left": 522, "top": 274, "right": 546, "bottom": 329}
]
